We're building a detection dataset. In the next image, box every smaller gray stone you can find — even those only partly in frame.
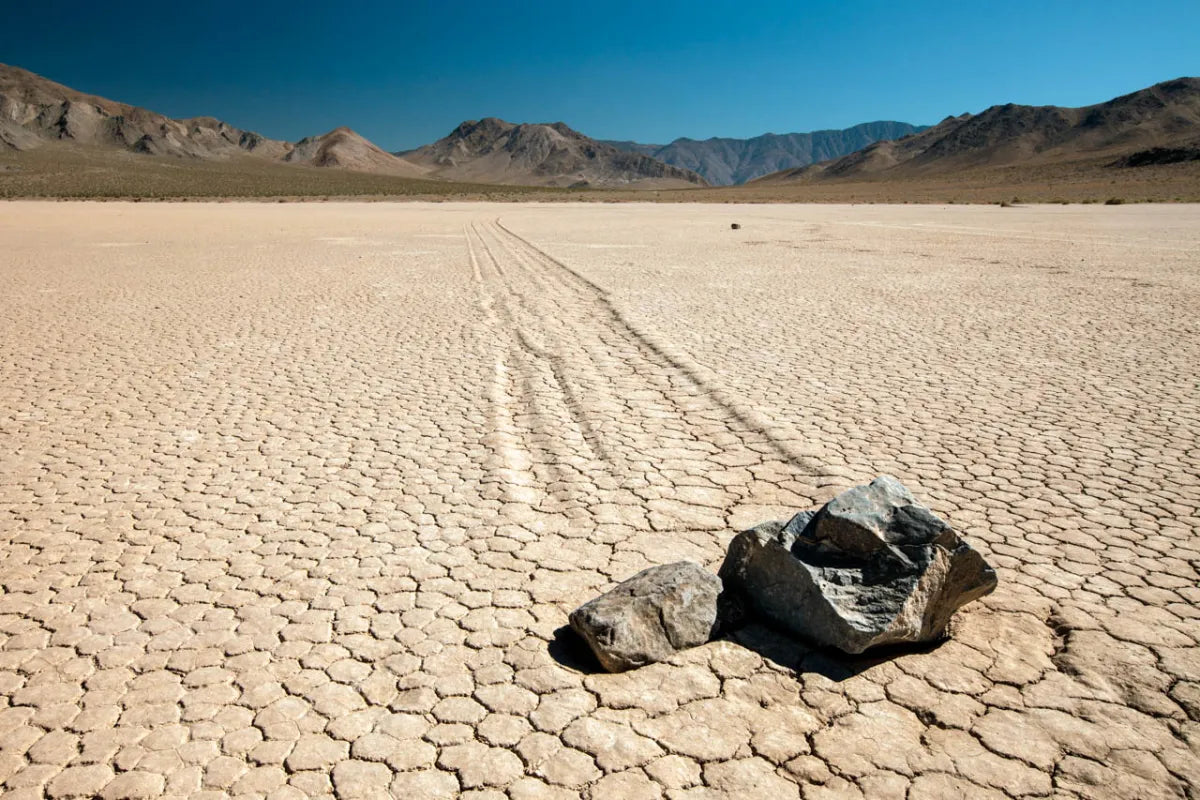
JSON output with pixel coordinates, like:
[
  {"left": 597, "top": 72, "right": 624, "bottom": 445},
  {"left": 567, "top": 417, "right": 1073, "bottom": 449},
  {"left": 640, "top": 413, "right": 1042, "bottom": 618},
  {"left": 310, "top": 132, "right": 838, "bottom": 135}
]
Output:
[{"left": 569, "top": 561, "right": 722, "bottom": 672}]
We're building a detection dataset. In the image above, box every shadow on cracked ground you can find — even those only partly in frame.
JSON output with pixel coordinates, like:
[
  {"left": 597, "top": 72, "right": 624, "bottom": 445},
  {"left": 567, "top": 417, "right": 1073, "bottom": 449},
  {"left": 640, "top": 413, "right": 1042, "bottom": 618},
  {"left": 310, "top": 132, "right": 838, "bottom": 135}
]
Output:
[{"left": 549, "top": 622, "right": 949, "bottom": 681}]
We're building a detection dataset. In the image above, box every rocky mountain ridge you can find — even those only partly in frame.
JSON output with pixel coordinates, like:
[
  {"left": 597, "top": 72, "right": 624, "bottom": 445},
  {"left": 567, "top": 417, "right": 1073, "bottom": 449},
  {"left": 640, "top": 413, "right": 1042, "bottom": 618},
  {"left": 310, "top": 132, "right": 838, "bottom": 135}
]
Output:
[
  {"left": 398, "top": 118, "right": 708, "bottom": 188},
  {"left": 0, "top": 63, "right": 425, "bottom": 177},
  {"left": 6, "top": 63, "right": 1197, "bottom": 192},
  {"left": 604, "top": 121, "right": 927, "bottom": 185},
  {"left": 752, "top": 77, "right": 1200, "bottom": 184}
]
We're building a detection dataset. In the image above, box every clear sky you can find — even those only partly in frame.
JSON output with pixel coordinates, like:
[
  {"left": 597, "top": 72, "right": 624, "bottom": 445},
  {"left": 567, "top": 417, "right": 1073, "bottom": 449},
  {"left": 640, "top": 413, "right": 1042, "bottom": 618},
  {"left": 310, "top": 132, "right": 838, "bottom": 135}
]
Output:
[{"left": 3, "top": 1, "right": 1197, "bottom": 151}]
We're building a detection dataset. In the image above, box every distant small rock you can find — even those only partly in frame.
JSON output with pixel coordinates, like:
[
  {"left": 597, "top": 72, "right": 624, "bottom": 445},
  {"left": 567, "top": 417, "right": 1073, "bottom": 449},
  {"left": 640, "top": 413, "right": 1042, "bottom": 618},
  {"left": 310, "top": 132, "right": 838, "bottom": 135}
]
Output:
[
  {"left": 730, "top": 223, "right": 741, "bottom": 229},
  {"left": 719, "top": 476, "right": 997, "bottom": 654},
  {"left": 570, "top": 561, "right": 722, "bottom": 672}
]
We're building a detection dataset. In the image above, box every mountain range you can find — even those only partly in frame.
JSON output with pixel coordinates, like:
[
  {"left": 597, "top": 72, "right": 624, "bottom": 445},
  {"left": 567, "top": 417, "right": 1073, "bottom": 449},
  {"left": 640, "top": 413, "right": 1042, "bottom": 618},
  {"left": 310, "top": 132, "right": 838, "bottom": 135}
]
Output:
[
  {"left": 603, "top": 122, "right": 926, "bottom": 185},
  {"left": 0, "top": 62, "right": 927, "bottom": 189},
  {"left": 2, "top": 61, "right": 1198, "bottom": 197},
  {"left": 752, "top": 77, "right": 1200, "bottom": 184}
]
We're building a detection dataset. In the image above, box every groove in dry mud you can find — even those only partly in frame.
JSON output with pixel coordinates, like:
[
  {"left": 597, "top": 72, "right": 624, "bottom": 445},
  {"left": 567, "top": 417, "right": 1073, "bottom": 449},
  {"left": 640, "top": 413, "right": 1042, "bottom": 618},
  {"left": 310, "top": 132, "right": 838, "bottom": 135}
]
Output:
[
  {"left": 494, "top": 218, "right": 831, "bottom": 479},
  {"left": 466, "top": 217, "right": 835, "bottom": 533}
]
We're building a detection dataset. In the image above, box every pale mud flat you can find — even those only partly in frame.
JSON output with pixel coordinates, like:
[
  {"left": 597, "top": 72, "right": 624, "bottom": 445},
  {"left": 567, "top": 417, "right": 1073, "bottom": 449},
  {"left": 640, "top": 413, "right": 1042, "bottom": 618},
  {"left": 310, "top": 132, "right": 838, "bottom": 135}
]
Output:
[{"left": 0, "top": 201, "right": 1197, "bottom": 799}]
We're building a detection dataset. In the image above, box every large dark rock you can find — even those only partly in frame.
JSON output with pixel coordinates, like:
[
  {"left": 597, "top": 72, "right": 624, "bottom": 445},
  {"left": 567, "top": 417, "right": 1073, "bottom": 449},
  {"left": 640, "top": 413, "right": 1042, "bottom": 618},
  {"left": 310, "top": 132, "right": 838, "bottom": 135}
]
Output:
[
  {"left": 719, "top": 476, "right": 997, "bottom": 654},
  {"left": 569, "top": 561, "right": 722, "bottom": 672}
]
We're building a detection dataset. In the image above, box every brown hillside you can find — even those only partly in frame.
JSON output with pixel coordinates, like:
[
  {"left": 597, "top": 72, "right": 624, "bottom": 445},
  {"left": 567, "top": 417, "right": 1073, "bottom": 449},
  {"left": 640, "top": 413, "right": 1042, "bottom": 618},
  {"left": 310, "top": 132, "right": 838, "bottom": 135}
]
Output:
[
  {"left": 0, "top": 63, "right": 423, "bottom": 178},
  {"left": 754, "top": 77, "right": 1200, "bottom": 184},
  {"left": 400, "top": 118, "right": 708, "bottom": 188},
  {"left": 285, "top": 127, "right": 428, "bottom": 177},
  {"left": 0, "top": 63, "right": 292, "bottom": 159}
]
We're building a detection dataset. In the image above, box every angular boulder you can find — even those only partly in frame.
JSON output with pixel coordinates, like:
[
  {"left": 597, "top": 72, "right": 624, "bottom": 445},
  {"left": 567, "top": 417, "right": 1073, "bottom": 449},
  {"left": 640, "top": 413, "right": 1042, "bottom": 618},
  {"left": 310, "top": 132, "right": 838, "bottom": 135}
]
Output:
[
  {"left": 719, "top": 476, "right": 997, "bottom": 654},
  {"left": 569, "top": 561, "right": 722, "bottom": 672}
]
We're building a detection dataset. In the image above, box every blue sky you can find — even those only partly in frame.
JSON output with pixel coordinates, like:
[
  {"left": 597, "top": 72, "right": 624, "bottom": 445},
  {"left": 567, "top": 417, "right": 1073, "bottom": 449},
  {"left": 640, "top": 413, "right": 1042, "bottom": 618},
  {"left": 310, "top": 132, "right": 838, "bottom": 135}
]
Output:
[{"left": 3, "top": 1, "right": 1197, "bottom": 150}]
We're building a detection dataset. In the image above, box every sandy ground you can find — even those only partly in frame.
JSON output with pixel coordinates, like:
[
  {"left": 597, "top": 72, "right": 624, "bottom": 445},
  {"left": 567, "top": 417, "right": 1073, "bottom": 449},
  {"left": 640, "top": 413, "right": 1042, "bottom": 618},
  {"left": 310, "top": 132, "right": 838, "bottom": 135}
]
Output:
[{"left": 0, "top": 201, "right": 1198, "bottom": 799}]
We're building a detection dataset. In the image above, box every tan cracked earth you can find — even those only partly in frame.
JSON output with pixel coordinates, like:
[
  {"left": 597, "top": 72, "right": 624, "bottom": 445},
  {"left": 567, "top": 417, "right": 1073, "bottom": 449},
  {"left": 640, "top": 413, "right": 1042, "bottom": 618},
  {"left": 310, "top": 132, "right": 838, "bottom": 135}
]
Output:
[{"left": 0, "top": 201, "right": 1198, "bottom": 800}]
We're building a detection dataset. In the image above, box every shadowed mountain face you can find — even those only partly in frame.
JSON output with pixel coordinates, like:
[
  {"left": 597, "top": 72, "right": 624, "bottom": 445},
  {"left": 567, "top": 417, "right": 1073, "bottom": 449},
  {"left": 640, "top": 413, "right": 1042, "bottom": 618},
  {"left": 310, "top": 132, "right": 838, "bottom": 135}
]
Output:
[
  {"left": 752, "top": 77, "right": 1200, "bottom": 184},
  {"left": 605, "top": 122, "right": 926, "bottom": 185},
  {"left": 0, "top": 63, "right": 426, "bottom": 177},
  {"left": 398, "top": 118, "right": 708, "bottom": 188}
]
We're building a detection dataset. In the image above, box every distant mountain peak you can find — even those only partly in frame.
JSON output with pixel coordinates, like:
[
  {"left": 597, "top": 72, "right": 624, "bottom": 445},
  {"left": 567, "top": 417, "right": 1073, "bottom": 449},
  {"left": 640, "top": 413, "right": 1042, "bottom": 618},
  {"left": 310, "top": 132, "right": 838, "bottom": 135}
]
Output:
[
  {"left": 398, "top": 117, "right": 708, "bottom": 188},
  {"left": 750, "top": 76, "right": 1200, "bottom": 185},
  {"left": 285, "top": 127, "right": 425, "bottom": 176},
  {"left": 603, "top": 121, "right": 929, "bottom": 185}
]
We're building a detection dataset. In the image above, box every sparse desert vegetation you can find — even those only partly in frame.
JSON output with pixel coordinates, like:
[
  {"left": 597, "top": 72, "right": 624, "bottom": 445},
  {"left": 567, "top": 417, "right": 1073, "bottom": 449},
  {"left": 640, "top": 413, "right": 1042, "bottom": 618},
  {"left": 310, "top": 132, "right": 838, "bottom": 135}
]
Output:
[
  {"left": 0, "top": 145, "right": 559, "bottom": 200},
  {"left": 3, "top": 143, "right": 1198, "bottom": 203}
]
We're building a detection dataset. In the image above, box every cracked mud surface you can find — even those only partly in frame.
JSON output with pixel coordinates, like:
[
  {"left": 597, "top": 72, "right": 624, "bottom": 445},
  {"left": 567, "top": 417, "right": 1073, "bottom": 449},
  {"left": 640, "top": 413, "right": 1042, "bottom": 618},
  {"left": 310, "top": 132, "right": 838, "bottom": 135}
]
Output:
[{"left": 0, "top": 201, "right": 1197, "bottom": 799}]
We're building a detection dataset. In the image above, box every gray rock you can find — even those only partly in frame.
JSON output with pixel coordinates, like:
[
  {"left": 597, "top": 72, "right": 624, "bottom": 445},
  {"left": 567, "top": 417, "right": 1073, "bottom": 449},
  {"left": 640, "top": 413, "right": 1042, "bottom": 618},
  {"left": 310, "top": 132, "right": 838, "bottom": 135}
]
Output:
[
  {"left": 719, "top": 476, "right": 997, "bottom": 654},
  {"left": 569, "top": 561, "right": 722, "bottom": 672}
]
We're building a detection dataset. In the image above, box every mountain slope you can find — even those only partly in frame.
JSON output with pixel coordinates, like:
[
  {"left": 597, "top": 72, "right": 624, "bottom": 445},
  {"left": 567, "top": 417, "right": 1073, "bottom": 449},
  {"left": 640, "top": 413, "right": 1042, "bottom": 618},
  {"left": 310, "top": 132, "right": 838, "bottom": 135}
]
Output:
[
  {"left": 0, "top": 63, "right": 426, "bottom": 178},
  {"left": 399, "top": 118, "right": 707, "bottom": 188},
  {"left": 600, "top": 139, "right": 663, "bottom": 158},
  {"left": 0, "top": 63, "right": 293, "bottom": 159},
  {"left": 753, "top": 77, "right": 1200, "bottom": 184},
  {"left": 284, "top": 127, "right": 426, "bottom": 176},
  {"left": 605, "top": 121, "right": 926, "bottom": 185}
]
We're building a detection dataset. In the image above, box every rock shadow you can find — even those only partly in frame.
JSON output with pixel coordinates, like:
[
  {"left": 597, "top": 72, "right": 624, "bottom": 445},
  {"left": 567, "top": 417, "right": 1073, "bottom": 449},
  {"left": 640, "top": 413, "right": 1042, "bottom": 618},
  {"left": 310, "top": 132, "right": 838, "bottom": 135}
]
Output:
[
  {"left": 548, "top": 625, "right": 606, "bottom": 674},
  {"left": 548, "top": 620, "right": 947, "bottom": 680},
  {"left": 726, "top": 622, "right": 948, "bottom": 683}
]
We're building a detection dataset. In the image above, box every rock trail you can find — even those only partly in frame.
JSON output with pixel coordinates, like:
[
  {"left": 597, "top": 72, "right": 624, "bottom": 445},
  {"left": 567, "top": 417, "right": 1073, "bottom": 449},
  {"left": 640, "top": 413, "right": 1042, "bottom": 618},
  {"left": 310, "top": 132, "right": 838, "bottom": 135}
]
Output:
[{"left": 468, "top": 218, "right": 831, "bottom": 539}]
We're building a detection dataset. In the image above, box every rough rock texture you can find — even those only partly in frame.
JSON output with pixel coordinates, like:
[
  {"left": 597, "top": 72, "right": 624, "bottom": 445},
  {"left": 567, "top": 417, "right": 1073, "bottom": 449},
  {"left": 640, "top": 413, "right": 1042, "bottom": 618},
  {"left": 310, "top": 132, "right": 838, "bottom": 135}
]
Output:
[
  {"left": 570, "top": 562, "right": 722, "bottom": 672},
  {"left": 720, "top": 476, "right": 997, "bottom": 653}
]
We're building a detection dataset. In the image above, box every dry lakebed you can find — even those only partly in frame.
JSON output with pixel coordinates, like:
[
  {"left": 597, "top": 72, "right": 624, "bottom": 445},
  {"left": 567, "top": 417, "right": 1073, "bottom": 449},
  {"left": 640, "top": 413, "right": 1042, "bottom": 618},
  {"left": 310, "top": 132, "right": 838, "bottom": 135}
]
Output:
[{"left": 0, "top": 201, "right": 1198, "bottom": 799}]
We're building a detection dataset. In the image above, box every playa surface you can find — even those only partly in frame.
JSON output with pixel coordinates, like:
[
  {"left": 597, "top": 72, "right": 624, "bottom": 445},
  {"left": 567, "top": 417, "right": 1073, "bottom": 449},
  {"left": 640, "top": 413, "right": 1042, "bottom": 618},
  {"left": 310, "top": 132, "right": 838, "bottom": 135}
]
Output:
[{"left": 1, "top": 201, "right": 1197, "bottom": 799}]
